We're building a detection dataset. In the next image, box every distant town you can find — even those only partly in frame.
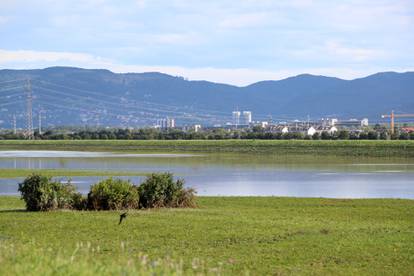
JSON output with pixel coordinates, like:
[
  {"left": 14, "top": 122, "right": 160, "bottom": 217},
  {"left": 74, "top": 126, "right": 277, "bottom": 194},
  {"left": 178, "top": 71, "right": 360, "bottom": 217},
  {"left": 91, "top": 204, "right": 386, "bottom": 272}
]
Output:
[{"left": 2, "top": 109, "right": 413, "bottom": 140}]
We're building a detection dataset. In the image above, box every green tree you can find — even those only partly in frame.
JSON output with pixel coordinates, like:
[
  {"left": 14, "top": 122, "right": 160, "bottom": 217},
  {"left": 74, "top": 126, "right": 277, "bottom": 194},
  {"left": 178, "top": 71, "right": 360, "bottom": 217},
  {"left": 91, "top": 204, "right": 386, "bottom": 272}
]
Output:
[{"left": 337, "top": 130, "right": 349, "bottom": 140}]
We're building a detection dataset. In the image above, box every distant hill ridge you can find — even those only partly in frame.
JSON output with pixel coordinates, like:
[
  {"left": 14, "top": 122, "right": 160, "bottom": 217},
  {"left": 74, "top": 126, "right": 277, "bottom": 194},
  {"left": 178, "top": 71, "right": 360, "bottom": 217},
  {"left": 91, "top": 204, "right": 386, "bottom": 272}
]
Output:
[{"left": 0, "top": 67, "right": 413, "bottom": 127}]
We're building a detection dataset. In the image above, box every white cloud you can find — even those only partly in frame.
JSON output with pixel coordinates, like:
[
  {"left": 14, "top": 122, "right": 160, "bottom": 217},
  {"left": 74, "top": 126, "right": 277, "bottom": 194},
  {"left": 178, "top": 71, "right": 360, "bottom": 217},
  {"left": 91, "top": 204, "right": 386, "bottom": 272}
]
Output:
[
  {"left": 0, "top": 49, "right": 108, "bottom": 64},
  {"left": 324, "top": 41, "right": 387, "bottom": 62},
  {"left": 321, "top": 1, "right": 414, "bottom": 31},
  {"left": 0, "top": 16, "right": 10, "bottom": 25},
  {"left": 147, "top": 33, "right": 203, "bottom": 45},
  {"left": 219, "top": 12, "right": 271, "bottom": 29},
  {"left": 289, "top": 40, "right": 388, "bottom": 63}
]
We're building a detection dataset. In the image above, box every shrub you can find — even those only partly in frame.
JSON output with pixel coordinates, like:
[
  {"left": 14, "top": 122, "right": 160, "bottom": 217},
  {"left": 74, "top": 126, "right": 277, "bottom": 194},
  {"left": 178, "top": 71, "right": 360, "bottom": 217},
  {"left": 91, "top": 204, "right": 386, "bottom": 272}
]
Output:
[
  {"left": 138, "top": 173, "right": 196, "bottom": 208},
  {"left": 176, "top": 187, "right": 197, "bottom": 208},
  {"left": 18, "top": 174, "right": 81, "bottom": 211},
  {"left": 71, "top": 193, "right": 88, "bottom": 210},
  {"left": 87, "top": 178, "right": 139, "bottom": 210}
]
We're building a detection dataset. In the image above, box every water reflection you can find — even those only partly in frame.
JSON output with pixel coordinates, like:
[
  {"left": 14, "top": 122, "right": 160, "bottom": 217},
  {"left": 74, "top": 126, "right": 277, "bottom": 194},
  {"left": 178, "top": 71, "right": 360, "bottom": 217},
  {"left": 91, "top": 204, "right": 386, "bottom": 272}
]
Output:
[{"left": 0, "top": 151, "right": 413, "bottom": 199}]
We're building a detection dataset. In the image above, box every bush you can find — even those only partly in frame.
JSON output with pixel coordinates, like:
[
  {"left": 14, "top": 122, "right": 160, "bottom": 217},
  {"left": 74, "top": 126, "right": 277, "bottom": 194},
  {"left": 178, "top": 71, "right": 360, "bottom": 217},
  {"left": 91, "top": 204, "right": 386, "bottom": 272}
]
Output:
[
  {"left": 18, "top": 174, "right": 82, "bottom": 211},
  {"left": 138, "top": 173, "right": 197, "bottom": 208},
  {"left": 87, "top": 178, "right": 139, "bottom": 210}
]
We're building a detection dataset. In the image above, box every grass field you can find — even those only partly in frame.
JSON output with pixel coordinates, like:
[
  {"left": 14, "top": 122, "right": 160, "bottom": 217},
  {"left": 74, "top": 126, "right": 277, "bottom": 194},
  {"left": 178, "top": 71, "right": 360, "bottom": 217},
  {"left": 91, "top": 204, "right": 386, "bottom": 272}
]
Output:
[
  {"left": 0, "top": 139, "right": 413, "bottom": 157},
  {"left": 0, "top": 169, "right": 148, "bottom": 178},
  {"left": 1, "top": 196, "right": 413, "bottom": 275}
]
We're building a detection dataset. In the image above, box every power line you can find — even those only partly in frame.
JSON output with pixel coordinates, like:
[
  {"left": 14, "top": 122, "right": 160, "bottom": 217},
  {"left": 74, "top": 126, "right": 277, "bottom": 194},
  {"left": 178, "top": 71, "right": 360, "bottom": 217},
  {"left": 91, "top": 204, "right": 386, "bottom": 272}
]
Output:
[
  {"left": 33, "top": 83, "right": 229, "bottom": 121},
  {"left": 0, "top": 86, "right": 25, "bottom": 93},
  {"left": 0, "top": 99, "right": 25, "bottom": 107},
  {"left": 0, "top": 79, "right": 27, "bottom": 85},
  {"left": 0, "top": 93, "right": 24, "bottom": 100},
  {"left": 33, "top": 79, "right": 232, "bottom": 118}
]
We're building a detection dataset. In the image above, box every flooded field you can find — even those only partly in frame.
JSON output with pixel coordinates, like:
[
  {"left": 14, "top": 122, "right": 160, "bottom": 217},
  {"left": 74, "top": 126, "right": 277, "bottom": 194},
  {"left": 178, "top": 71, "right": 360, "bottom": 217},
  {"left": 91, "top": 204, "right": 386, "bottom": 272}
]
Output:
[{"left": 0, "top": 150, "right": 413, "bottom": 198}]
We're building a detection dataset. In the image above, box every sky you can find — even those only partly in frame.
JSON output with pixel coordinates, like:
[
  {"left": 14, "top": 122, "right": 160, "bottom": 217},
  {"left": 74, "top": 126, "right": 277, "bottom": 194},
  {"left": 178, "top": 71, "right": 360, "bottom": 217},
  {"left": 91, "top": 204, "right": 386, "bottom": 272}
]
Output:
[{"left": 0, "top": 0, "right": 413, "bottom": 86}]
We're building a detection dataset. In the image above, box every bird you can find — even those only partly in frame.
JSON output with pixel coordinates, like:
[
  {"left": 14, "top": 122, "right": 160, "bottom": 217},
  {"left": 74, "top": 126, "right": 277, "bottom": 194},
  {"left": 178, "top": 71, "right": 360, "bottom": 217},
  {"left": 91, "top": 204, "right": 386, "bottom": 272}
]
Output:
[{"left": 119, "top": 212, "right": 128, "bottom": 225}]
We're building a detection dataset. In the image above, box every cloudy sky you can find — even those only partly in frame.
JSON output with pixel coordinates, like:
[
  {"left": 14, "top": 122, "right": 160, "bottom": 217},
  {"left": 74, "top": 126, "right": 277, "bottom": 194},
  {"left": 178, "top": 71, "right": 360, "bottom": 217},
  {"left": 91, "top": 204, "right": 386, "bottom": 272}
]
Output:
[{"left": 0, "top": 0, "right": 413, "bottom": 85}]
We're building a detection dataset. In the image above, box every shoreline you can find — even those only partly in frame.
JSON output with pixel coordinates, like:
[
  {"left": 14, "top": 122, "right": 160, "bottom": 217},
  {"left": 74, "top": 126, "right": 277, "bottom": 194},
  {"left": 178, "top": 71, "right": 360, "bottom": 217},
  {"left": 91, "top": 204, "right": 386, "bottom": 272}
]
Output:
[{"left": 0, "top": 139, "right": 413, "bottom": 157}]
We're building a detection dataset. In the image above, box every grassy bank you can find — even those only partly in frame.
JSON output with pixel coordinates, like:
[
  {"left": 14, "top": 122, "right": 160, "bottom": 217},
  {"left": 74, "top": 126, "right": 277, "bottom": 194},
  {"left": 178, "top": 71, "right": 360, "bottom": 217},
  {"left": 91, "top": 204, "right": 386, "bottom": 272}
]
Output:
[
  {"left": 0, "top": 169, "right": 148, "bottom": 178},
  {"left": 0, "top": 196, "right": 413, "bottom": 275},
  {"left": 0, "top": 139, "right": 413, "bottom": 157}
]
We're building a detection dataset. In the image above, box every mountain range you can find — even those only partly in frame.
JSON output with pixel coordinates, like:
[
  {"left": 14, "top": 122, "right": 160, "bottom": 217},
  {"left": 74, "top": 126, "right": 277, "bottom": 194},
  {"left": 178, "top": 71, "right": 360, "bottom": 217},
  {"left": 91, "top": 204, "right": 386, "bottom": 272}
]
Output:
[{"left": 0, "top": 67, "right": 413, "bottom": 128}]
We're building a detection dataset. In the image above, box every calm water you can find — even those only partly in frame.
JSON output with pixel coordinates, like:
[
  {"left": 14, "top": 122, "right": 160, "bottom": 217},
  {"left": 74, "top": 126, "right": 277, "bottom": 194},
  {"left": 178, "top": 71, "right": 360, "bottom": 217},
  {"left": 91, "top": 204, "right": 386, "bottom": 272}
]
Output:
[{"left": 0, "top": 150, "right": 413, "bottom": 199}]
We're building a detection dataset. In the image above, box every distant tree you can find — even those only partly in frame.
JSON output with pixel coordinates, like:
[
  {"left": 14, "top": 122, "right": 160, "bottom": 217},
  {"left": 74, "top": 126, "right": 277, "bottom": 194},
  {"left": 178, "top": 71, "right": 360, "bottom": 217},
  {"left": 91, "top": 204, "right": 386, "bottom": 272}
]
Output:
[
  {"left": 292, "top": 132, "right": 304, "bottom": 139},
  {"left": 349, "top": 132, "right": 359, "bottom": 140},
  {"left": 390, "top": 130, "right": 400, "bottom": 140},
  {"left": 367, "top": 131, "right": 379, "bottom": 140},
  {"left": 399, "top": 132, "right": 409, "bottom": 140},
  {"left": 337, "top": 130, "right": 349, "bottom": 140},
  {"left": 379, "top": 131, "right": 389, "bottom": 140},
  {"left": 252, "top": 125, "right": 264, "bottom": 133},
  {"left": 321, "top": 131, "right": 331, "bottom": 140},
  {"left": 312, "top": 132, "right": 320, "bottom": 140}
]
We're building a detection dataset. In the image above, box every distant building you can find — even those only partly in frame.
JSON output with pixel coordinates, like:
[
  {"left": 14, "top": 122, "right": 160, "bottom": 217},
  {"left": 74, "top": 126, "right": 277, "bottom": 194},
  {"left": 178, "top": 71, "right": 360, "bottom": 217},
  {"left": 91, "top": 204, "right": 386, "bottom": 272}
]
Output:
[
  {"left": 401, "top": 127, "right": 414, "bottom": 133},
  {"left": 194, "top": 124, "right": 201, "bottom": 132},
  {"left": 307, "top": 126, "right": 316, "bottom": 136},
  {"left": 330, "top": 118, "right": 338, "bottom": 126},
  {"left": 156, "top": 117, "right": 175, "bottom": 129},
  {"left": 261, "top": 121, "right": 268, "bottom": 128},
  {"left": 232, "top": 111, "right": 241, "bottom": 126},
  {"left": 328, "top": 126, "right": 338, "bottom": 134},
  {"left": 336, "top": 118, "right": 369, "bottom": 128},
  {"left": 282, "top": 126, "right": 289, "bottom": 134},
  {"left": 243, "top": 111, "right": 252, "bottom": 125}
]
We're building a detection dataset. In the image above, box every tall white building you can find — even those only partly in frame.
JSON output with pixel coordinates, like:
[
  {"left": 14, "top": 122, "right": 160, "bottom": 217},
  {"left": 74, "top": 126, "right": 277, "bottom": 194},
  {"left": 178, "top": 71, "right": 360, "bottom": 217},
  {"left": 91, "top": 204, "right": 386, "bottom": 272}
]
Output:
[
  {"left": 243, "top": 111, "right": 252, "bottom": 125},
  {"left": 157, "top": 117, "right": 175, "bottom": 129},
  {"left": 232, "top": 111, "right": 241, "bottom": 125}
]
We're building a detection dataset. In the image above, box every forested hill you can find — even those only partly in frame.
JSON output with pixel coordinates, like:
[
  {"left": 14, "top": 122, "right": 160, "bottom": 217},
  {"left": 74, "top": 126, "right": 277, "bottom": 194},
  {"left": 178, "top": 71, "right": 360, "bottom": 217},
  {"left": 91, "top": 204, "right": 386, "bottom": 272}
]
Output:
[{"left": 0, "top": 67, "right": 413, "bottom": 127}]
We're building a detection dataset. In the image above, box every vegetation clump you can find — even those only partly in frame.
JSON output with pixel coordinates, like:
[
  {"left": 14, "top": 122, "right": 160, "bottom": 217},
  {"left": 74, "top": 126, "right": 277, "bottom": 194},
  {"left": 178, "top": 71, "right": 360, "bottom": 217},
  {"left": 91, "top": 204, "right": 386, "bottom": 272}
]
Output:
[
  {"left": 87, "top": 178, "right": 139, "bottom": 210},
  {"left": 138, "top": 173, "right": 197, "bottom": 208},
  {"left": 18, "top": 174, "right": 82, "bottom": 211},
  {"left": 18, "top": 173, "right": 196, "bottom": 211}
]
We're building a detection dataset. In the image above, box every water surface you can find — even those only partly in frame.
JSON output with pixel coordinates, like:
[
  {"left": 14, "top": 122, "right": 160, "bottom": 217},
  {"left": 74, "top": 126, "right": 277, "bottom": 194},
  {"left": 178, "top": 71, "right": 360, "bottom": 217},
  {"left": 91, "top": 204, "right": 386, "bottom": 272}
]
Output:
[{"left": 0, "top": 150, "right": 413, "bottom": 199}]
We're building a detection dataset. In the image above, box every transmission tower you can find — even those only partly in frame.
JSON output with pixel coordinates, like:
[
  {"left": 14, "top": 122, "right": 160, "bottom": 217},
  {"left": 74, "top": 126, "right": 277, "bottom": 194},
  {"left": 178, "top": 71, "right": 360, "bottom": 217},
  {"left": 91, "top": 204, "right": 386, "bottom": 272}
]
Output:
[
  {"left": 12, "top": 114, "right": 17, "bottom": 134},
  {"left": 38, "top": 109, "right": 43, "bottom": 135},
  {"left": 25, "top": 79, "right": 34, "bottom": 139}
]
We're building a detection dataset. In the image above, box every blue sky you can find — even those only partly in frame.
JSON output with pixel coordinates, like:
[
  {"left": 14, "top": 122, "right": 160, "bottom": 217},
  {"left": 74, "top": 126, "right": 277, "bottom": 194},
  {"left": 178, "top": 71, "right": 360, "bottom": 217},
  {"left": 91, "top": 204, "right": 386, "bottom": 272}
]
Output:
[{"left": 0, "top": 0, "right": 413, "bottom": 85}]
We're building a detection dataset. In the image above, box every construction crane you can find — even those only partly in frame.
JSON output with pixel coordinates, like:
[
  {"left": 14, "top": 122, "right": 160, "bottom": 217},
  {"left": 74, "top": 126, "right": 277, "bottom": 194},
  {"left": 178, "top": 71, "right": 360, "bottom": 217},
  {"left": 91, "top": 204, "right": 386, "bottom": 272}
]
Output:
[{"left": 381, "top": 110, "right": 414, "bottom": 134}]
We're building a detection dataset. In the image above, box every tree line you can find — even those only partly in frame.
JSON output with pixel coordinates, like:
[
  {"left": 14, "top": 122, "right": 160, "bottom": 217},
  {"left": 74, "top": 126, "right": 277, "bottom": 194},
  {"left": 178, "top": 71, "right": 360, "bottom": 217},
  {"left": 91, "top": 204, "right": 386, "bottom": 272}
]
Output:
[{"left": 1, "top": 126, "right": 413, "bottom": 140}]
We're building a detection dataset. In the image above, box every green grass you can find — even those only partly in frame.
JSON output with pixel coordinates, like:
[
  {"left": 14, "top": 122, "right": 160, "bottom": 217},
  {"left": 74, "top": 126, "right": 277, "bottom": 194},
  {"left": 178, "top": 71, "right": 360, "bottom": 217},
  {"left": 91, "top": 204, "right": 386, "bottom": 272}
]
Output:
[
  {"left": 1, "top": 196, "right": 413, "bottom": 275},
  {"left": 0, "top": 169, "right": 148, "bottom": 178},
  {"left": 0, "top": 139, "right": 413, "bottom": 157}
]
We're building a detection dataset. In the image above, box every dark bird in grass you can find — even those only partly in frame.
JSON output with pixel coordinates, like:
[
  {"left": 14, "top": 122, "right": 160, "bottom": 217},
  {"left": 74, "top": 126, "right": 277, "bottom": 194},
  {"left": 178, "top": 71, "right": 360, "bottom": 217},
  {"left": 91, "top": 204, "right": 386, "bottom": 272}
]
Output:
[{"left": 119, "top": 212, "right": 128, "bottom": 225}]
